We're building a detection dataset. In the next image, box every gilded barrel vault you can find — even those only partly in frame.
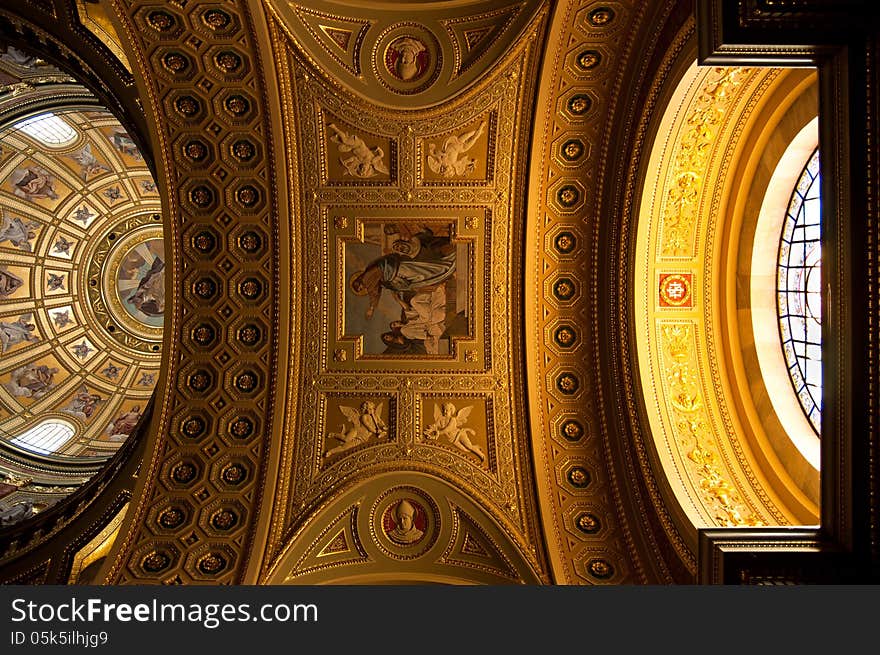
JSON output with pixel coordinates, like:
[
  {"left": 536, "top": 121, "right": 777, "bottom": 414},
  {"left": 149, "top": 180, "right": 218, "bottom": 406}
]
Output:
[
  {"left": 261, "top": 1, "right": 552, "bottom": 583},
  {"left": 1, "top": 0, "right": 865, "bottom": 588},
  {"left": 90, "top": 0, "right": 668, "bottom": 585}
]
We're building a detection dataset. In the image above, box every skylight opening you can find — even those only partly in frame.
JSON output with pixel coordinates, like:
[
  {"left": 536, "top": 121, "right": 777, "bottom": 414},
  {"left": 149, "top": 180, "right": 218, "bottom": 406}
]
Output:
[
  {"left": 13, "top": 112, "right": 78, "bottom": 147},
  {"left": 10, "top": 419, "right": 76, "bottom": 455}
]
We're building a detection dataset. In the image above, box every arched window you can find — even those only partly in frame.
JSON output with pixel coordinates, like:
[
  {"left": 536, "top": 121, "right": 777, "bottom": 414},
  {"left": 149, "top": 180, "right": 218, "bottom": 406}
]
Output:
[
  {"left": 777, "top": 148, "right": 821, "bottom": 434},
  {"left": 13, "top": 112, "right": 78, "bottom": 147},
  {"left": 10, "top": 419, "right": 76, "bottom": 455}
]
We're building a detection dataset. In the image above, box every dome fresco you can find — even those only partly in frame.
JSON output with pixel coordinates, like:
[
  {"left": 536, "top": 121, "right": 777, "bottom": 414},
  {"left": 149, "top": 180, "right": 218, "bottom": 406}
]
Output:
[
  {"left": 0, "top": 46, "right": 162, "bottom": 526},
  {"left": 0, "top": 105, "right": 162, "bottom": 458}
]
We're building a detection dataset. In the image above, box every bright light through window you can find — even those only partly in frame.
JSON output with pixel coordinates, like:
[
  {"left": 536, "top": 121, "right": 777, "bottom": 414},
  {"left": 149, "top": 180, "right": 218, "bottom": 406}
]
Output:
[
  {"left": 777, "top": 148, "right": 821, "bottom": 435},
  {"left": 10, "top": 419, "right": 76, "bottom": 455},
  {"left": 13, "top": 112, "right": 78, "bottom": 147}
]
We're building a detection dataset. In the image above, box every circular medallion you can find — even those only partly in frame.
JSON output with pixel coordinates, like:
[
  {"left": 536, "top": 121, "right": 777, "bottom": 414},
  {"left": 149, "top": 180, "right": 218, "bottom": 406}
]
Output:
[
  {"left": 101, "top": 225, "right": 165, "bottom": 341},
  {"left": 373, "top": 24, "right": 440, "bottom": 95},
  {"left": 371, "top": 486, "right": 439, "bottom": 560},
  {"left": 658, "top": 272, "right": 693, "bottom": 308}
]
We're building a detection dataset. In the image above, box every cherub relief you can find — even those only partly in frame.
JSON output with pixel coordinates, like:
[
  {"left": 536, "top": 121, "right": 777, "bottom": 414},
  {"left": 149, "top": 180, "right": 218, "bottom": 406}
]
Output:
[
  {"left": 53, "top": 236, "right": 72, "bottom": 255},
  {"left": 327, "top": 123, "right": 389, "bottom": 178},
  {"left": 426, "top": 121, "right": 486, "bottom": 178},
  {"left": 72, "top": 205, "right": 94, "bottom": 225},
  {"left": 324, "top": 400, "right": 388, "bottom": 458},
  {"left": 51, "top": 310, "right": 71, "bottom": 328},
  {"left": 71, "top": 340, "right": 93, "bottom": 360},
  {"left": 422, "top": 402, "right": 486, "bottom": 464},
  {"left": 46, "top": 273, "right": 65, "bottom": 291}
]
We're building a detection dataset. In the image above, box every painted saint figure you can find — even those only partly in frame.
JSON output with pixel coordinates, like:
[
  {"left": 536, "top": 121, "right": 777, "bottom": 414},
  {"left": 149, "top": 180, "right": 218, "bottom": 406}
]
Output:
[
  {"left": 110, "top": 129, "right": 142, "bottom": 159},
  {"left": 63, "top": 387, "right": 102, "bottom": 421},
  {"left": 0, "top": 214, "right": 39, "bottom": 251},
  {"left": 350, "top": 227, "right": 456, "bottom": 355},
  {"left": 5, "top": 363, "right": 59, "bottom": 398},
  {"left": 106, "top": 405, "right": 142, "bottom": 441},
  {"left": 11, "top": 166, "right": 58, "bottom": 201},
  {"left": 127, "top": 256, "right": 165, "bottom": 317},
  {"left": 70, "top": 143, "right": 109, "bottom": 180},
  {"left": 0, "top": 315, "right": 38, "bottom": 353}
]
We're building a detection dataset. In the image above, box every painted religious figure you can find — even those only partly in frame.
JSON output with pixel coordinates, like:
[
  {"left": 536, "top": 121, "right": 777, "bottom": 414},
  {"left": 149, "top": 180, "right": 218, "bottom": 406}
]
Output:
[
  {"left": 117, "top": 239, "right": 165, "bottom": 325},
  {"left": 5, "top": 362, "right": 59, "bottom": 399},
  {"left": 345, "top": 221, "right": 469, "bottom": 356},
  {"left": 62, "top": 386, "right": 103, "bottom": 421},
  {"left": 324, "top": 400, "right": 388, "bottom": 458},
  {"left": 10, "top": 166, "right": 58, "bottom": 201},
  {"left": 0, "top": 46, "right": 37, "bottom": 68},
  {"left": 105, "top": 405, "right": 142, "bottom": 441},
  {"left": 0, "top": 314, "right": 38, "bottom": 353},
  {"left": 0, "top": 213, "right": 39, "bottom": 252},
  {"left": 0, "top": 266, "right": 24, "bottom": 298},
  {"left": 69, "top": 143, "right": 109, "bottom": 180},
  {"left": 422, "top": 402, "right": 486, "bottom": 464},
  {"left": 426, "top": 121, "right": 486, "bottom": 178},
  {"left": 110, "top": 129, "right": 142, "bottom": 159}
]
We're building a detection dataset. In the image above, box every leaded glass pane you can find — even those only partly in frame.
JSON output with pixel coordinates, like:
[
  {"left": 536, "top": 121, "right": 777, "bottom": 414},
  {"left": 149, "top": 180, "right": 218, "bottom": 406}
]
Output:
[{"left": 777, "top": 148, "right": 821, "bottom": 435}]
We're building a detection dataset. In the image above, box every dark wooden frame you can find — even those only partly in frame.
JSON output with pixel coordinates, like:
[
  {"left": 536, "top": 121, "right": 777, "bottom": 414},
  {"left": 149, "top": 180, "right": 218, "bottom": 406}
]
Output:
[{"left": 696, "top": 0, "right": 879, "bottom": 583}]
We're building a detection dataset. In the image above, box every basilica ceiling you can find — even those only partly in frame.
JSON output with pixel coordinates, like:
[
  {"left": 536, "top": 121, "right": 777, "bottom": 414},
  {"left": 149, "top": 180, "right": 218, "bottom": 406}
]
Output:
[
  {"left": 0, "top": 0, "right": 826, "bottom": 585},
  {"left": 0, "top": 48, "right": 160, "bottom": 523}
]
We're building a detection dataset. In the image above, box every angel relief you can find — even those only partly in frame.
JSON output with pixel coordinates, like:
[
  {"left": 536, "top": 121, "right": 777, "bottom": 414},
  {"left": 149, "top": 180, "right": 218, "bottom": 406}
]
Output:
[
  {"left": 327, "top": 123, "right": 389, "bottom": 179},
  {"left": 421, "top": 402, "right": 486, "bottom": 465},
  {"left": 426, "top": 121, "right": 486, "bottom": 178},
  {"left": 324, "top": 400, "right": 389, "bottom": 459}
]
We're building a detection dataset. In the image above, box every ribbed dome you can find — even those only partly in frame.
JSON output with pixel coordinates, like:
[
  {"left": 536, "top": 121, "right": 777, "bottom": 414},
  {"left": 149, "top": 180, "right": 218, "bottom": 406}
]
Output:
[{"left": 0, "top": 48, "right": 161, "bottom": 499}]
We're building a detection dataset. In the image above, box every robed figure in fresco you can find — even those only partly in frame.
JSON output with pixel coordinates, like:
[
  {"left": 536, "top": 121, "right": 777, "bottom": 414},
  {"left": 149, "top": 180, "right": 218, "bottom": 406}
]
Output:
[{"left": 349, "top": 226, "right": 456, "bottom": 354}]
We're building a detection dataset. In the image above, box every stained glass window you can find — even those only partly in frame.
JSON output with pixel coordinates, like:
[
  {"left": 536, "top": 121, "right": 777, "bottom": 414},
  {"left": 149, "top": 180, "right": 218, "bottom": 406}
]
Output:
[
  {"left": 777, "top": 148, "right": 821, "bottom": 434},
  {"left": 10, "top": 419, "right": 75, "bottom": 455},
  {"left": 13, "top": 112, "right": 78, "bottom": 146}
]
